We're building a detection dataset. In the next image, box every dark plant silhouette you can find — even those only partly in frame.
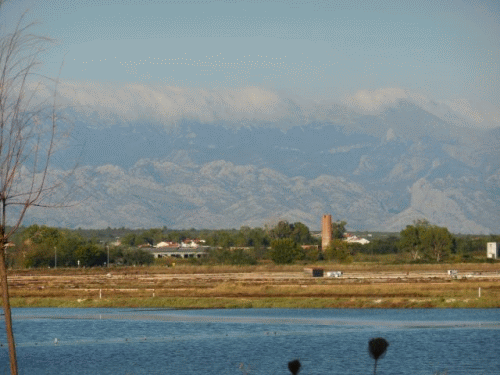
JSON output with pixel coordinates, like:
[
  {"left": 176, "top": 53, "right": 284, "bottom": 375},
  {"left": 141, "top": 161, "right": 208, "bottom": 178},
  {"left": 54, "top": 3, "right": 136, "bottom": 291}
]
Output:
[
  {"left": 368, "top": 337, "right": 389, "bottom": 375},
  {"left": 288, "top": 359, "right": 301, "bottom": 375}
]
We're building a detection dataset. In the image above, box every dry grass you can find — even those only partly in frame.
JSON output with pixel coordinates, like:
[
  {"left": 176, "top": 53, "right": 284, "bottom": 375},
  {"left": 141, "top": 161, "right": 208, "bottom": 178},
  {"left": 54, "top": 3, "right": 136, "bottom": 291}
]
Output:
[{"left": 4, "top": 263, "right": 500, "bottom": 308}]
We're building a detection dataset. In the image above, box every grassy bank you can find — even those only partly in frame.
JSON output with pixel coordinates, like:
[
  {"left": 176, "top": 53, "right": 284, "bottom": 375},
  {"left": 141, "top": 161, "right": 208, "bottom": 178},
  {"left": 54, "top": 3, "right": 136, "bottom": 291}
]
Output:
[
  {"left": 4, "top": 263, "right": 500, "bottom": 309},
  {"left": 8, "top": 294, "right": 500, "bottom": 309}
]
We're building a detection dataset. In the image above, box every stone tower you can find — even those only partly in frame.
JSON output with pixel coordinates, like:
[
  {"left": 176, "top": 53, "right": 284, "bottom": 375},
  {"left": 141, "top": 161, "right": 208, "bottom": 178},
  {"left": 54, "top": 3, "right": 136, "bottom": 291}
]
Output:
[{"left": 321, "top": 214, "right": 332, "bottom": 250}]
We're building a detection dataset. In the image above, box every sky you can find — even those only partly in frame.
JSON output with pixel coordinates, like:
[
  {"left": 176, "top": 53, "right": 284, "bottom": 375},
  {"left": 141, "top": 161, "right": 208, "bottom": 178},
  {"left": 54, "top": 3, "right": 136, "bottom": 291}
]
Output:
[{"left": 1, "top": 0, "right": 499, "bottom": 128}]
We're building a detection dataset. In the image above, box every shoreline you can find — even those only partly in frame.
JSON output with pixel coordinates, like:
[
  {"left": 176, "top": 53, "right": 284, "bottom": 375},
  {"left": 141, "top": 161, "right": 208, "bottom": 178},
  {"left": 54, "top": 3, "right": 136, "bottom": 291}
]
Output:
[{"left": 8, "top": 296, "right": 500, "bottom": 309}]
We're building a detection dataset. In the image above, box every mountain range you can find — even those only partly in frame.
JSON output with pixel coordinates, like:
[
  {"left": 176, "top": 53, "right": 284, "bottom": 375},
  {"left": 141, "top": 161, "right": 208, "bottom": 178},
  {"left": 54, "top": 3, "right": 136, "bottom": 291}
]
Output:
[{"left": 21, "top": 97, "right": 500, "bottom": 234}]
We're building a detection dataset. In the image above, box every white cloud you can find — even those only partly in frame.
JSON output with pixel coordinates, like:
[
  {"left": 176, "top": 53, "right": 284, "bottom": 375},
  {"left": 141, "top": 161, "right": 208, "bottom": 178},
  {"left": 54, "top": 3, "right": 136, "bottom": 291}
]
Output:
[
  {"left": 342, "top": 87, "right": 442, "bottom": 114},
  {"left": 445, "top": 99, "right": 484, "bottom": 122},
  {"left": 444, "top": 99, "right": 500, "bottom": 127},
  {"left": 343, "top": 87, "right": 500, "bottom": 129},
  {"left": 54, "top": 81, "right": 291, "bottom": 126},
  {"left": 39, "top": 81, "right": 500, "bottom": 130},
  {"left": 342, "top": 88, "right": 410, "bottom": 112}
]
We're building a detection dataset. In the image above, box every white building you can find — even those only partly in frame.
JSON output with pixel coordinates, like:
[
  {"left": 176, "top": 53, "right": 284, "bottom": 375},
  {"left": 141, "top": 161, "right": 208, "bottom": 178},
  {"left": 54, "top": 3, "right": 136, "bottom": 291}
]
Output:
[
  {"left": 487, "top": 242, "right": 499, "bottom": 259},
  {"left": 155, "top": 241, "right": 179, "bottom": 248},
  {"left": 142, "top": 247, "right": 208, "bottom": 259},
  {"left": 344, "top": 235, "right": 370, "bottom": 245},
  {"left": 180, "top": 240, "right": 199, "bottom": 248}
]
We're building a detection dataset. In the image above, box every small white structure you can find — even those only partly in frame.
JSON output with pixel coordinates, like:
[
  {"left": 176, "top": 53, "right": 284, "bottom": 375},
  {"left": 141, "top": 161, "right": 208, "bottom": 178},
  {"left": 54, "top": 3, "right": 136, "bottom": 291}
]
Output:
[
  {"left": 180, "top": 240, "right": 200, "bottom": 248},
  {"left": 344, "top": 234, "right": 370, "bottom": 245},
  {"left": 155, "top": 241, "right": 179, "bottom": 248},
  {"left": 326, "top": 271, "right": 343, "bottom": 278},
  {"left": 143, "top": 247, "right": 208, "bottom": 259},
  {"left": 487, "top": 242, "right": 499, "bottom": 259}
]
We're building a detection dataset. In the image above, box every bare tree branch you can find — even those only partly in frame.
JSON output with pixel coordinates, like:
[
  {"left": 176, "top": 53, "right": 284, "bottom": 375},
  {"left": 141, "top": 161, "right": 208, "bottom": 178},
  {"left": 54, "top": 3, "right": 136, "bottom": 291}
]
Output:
[{"left": 0, "top": 10, "right": 77, "bottom": 375}]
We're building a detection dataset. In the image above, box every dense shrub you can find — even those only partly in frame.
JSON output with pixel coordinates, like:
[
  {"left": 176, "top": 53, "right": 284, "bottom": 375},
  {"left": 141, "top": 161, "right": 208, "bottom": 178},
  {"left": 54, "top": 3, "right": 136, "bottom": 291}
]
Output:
[
  {"left": 74, "top": 244, "right": 107, "bottom": 267},
  {"left": 207, "top": 248, "right": 257, "bottom": 265},
  {"left": 110, "top": 247, "right": 154, "bottom": 266},
  {"left": 269, "top": 239, "right": 305, "bottom": 264},
  {"left": 323, "top": 240, "right": 353, "bottom": 263}
]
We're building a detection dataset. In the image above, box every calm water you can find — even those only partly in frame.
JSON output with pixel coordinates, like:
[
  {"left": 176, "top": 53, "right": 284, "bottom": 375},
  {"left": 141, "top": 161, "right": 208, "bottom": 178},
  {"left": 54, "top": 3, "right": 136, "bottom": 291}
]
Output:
[{"left": 0, "top": 308, "right": 499, "bottom": 375}]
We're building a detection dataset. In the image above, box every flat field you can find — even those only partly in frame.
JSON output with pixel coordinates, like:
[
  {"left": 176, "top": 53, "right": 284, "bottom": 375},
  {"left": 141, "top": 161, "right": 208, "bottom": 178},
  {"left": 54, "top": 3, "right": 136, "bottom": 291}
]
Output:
[{"left": 4, "top": 263, "right": 500, "bottom": 308}]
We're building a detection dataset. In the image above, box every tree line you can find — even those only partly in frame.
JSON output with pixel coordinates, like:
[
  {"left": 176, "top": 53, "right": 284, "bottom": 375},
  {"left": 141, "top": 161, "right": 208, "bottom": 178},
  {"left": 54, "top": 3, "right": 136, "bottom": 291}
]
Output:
[
  {"left": 6, "top": 220, "right": 498, "bottom": 268},
  {"left": 8, "top": 225, "right": 155, "bottom": 268}
]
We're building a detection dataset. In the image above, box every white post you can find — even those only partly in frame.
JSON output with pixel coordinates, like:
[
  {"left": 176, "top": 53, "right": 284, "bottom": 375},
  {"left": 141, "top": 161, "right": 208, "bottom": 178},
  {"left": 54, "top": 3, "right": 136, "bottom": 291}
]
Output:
[
  {"left": 478, "top": 287, "right": 481, "bottom": 298},
  {"left": 99, "top": 289, "right": 102, "bottom": 299}
]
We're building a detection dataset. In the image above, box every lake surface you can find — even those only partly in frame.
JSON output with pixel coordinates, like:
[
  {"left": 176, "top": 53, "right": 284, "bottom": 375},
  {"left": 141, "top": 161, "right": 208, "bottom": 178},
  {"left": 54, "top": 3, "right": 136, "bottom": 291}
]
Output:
[{"left": 0, "top": 308, "right": 499, "bottom": 375}]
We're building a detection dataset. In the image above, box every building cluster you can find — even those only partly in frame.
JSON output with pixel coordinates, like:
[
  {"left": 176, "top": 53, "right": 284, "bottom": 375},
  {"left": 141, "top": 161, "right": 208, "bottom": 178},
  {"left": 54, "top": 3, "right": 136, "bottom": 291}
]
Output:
[
  {"left": 142, "top": 239, "right": 209, "bottom": 259},
  {"left": 123, "top": 216, "right": 499, "bottom": 262},
  {"left": 155, "top": 239, "right": 206, "bottom": 249},
  {"left": 321, "top": 214, "right": 371, "bottom": 249}
]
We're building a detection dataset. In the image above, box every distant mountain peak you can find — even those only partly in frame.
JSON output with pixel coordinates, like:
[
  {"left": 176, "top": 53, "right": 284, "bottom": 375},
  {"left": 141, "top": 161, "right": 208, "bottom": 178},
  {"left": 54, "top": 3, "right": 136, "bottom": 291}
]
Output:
[{"left": 24, "top": 96, "right": 500, "bottom": 233}]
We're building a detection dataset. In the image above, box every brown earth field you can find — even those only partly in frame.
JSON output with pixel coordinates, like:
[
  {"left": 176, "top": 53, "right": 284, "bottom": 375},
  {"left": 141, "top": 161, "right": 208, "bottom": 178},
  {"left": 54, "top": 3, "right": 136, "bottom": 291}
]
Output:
[{"left": 4, "top": 263, "right": 500, "bottom": 308}]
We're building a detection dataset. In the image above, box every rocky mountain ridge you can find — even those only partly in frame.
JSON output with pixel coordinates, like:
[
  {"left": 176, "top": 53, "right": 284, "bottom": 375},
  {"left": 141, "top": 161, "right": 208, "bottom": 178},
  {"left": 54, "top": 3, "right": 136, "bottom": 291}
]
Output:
[{"left": 21, "top": 99, "right": 500, "bottom": 234}]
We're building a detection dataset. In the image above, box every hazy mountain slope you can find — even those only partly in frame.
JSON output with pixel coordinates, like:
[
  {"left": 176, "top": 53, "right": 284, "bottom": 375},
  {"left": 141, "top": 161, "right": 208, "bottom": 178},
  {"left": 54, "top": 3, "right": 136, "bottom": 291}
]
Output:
[
  {"left": 21, "top": 99, "right": 500, "bottom": 233},
  {"left": 23, "top": 159, "right": 387, "bottom": 230},
  {"left": 22, "top": 153, "right": 500, "bottom": 233}
]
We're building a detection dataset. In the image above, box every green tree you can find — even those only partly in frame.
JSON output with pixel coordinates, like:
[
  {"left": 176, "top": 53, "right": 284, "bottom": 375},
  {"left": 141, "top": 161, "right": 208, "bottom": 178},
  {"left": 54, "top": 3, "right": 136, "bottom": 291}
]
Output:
[
  {"left": 324, "top": 239, "right": 353, "bottom": 263},
  {"left": 121, "top": 248, "right": 154, "bottom": 266},
  {"left": 269, "top": 238, "right": 304, "bottom": 264},
  {"left": 208, "top": 247, "right": 232, "bottom": 264},
  {"left": 208, "top": 247, "right": 257, "bottom": 265},
  {"left": 454, "top": 236, "right": 486, "bottom": 260},
  {"left": 332, "top": 220, "right": 347, "bottom": 239},
  {"left": 291, "top": 222, "right": 313, "bottom": 244},
  {"left": 269, "top": 221, "right": 314, "bottom": 244},
  {"left": 73, "top": 244, "right": 106, "bottom": 267},
  {"left": 361, "top": 236, "right": 399, "bottom": 255},
  {"left": 20, "top": 225, "right": 65, "bottom": 268},
  {"left": 21, "top": 225, "right": 62, "bottom": 248},
  {"left": 269, "top": 221, "right": 294, "bottom": 240},
  {"left": 302, "top": 245, "right": 321, "bottom": 262},
  {"left": 218, "top": 231, "right": 235, "bottom": 249},
  {"left": 23, "top": 246, "right": 53, "bottom": 268},
  {"left": 398, "top": 220, "right": 430, "bottom": 260},
  {"left": 234, "top": 227, "right": 249, "bottom": 247},
  {"left": 121, "top": 232, "right": 139, "bottom": 246},
  {"left": 231, "top": 248, "right": 257, "bottom": 265},
  {"left": 420, "top": 225, "right": 453, "bottom": 262},
  {"left": 140, "top": 228, "right": 164, "bottom": 246},
  {"left": 57, "top": 231, "right": 86, "bottom": 266},
  {"left": 248, "top": 227, "right": 269, "bottom": 247},
  {"left": 166, "top": 231, "right": 182, "bottom": 243}
]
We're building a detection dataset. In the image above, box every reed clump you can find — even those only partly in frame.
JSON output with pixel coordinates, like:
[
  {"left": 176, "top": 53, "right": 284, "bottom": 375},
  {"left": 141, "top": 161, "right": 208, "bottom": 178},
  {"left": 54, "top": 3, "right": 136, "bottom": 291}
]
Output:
[{"left": 286, "top": 337, "right": 389, "bottom": 375}]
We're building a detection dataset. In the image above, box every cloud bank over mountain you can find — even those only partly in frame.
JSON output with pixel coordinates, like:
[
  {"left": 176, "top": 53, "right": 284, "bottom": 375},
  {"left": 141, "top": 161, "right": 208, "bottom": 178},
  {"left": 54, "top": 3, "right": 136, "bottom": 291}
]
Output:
[
  {"left": 18, "top": 84, "right": 500, "bottom": 234},
  {"left": 343, "top": 88, "right": 500, "bottom": 129},
  {"left": 52, "top": 81, "right": 499, "bottom": 132}
]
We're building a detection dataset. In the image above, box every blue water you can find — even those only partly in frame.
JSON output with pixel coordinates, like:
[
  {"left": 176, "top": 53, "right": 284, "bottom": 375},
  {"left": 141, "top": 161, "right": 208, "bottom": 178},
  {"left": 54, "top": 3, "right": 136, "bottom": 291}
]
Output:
[{"left": 0, "top": 308, "right": 499, "bottom": 375}]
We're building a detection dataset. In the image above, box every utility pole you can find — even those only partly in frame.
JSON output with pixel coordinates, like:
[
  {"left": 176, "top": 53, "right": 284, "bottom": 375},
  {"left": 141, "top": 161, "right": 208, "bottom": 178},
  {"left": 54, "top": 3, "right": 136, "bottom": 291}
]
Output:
[{"left": 54, "top": 247, "right": 57, "bottom": 269}]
